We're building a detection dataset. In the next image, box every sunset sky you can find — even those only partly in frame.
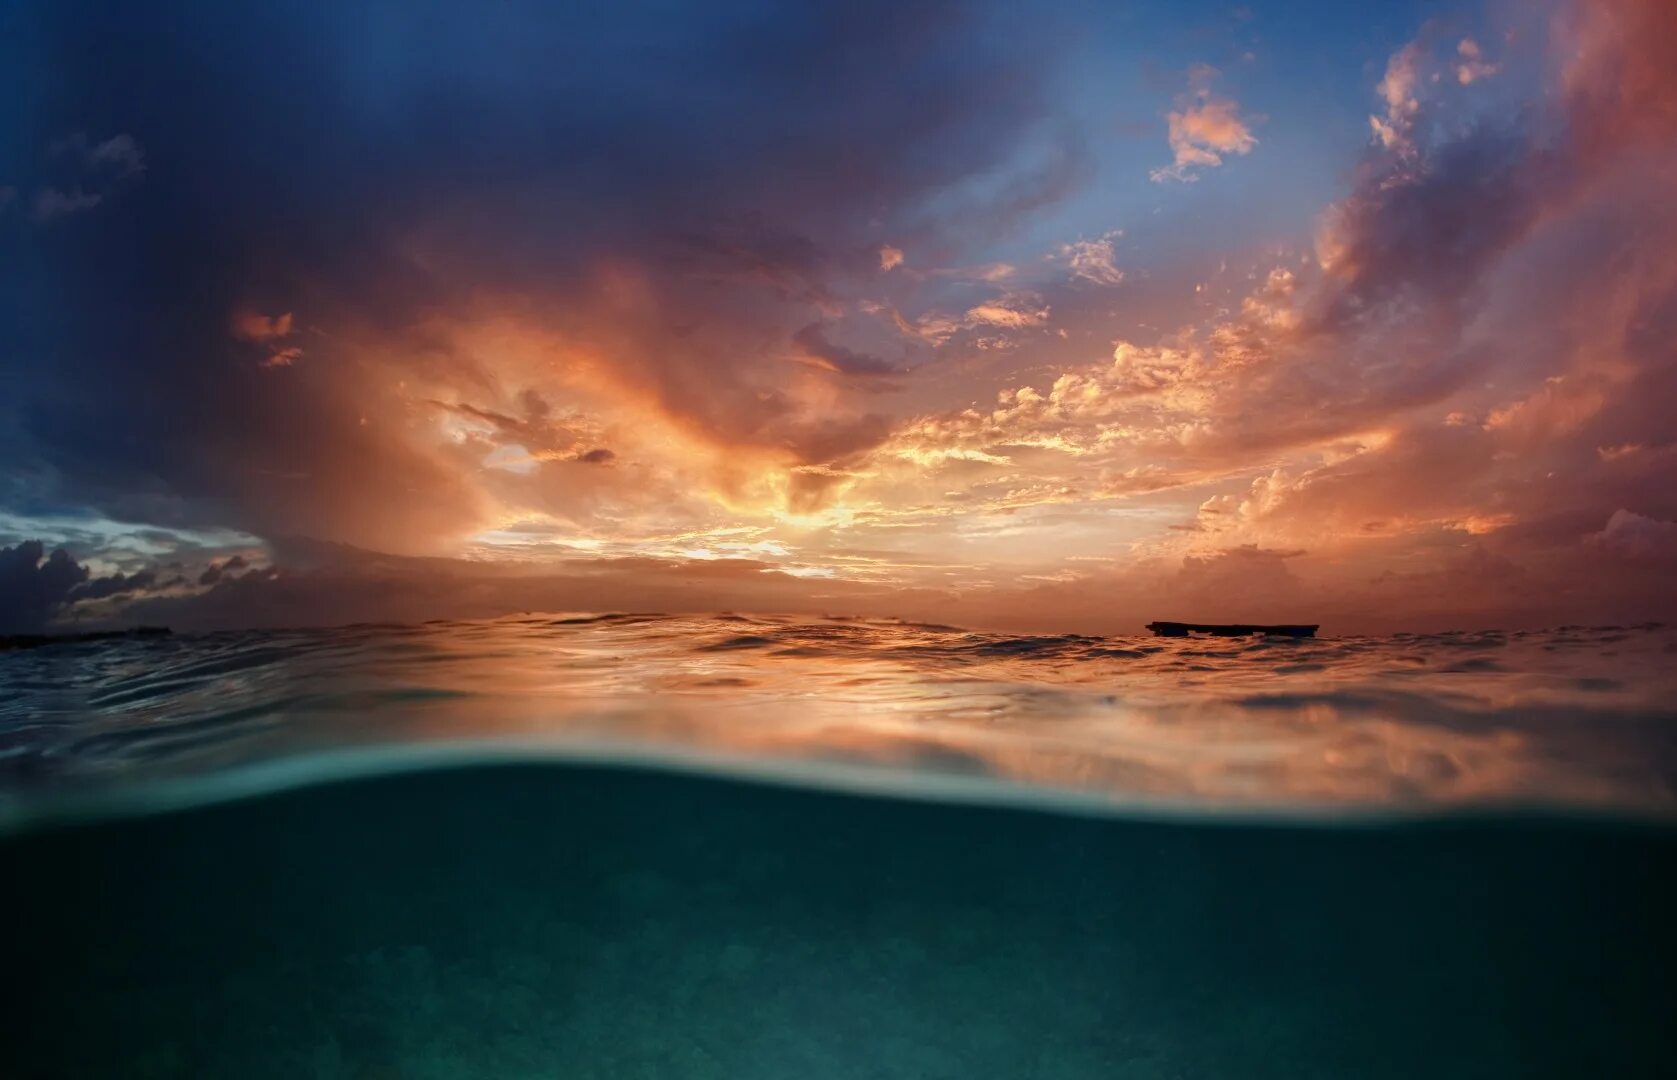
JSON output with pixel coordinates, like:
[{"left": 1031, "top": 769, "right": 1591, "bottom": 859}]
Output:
[{"left": 3, "top": 0, "right": 1675, "bottom": 634}]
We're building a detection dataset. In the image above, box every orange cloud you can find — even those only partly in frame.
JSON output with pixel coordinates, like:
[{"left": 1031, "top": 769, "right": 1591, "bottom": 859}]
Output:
[
  {"left": 259, "top": 346, "right": 303, "bottom": 369},
  {"left": 74, "top": 0, "right": 1677, "bottom": 633},
  {"left": 1151, "top": 65, "right": 1257, "bottom": 182},
  {"left": 1455, "top": 38, "right": 1499, "bottom": 85},
  {"left": 1059, "top": 233, "right": 1125, "bottom": 286},
  {"left": 963, "top": 293, "right": 1050, "bottom": 328},
  {"left": 232, "top": 309, "right": 305, "bottom": 368},
  {"left": 1370, "top": 42, "right": 1423, "bottom": 151},
  {"left": 231, "top": 310, "right": 295, "bottom": 342}
]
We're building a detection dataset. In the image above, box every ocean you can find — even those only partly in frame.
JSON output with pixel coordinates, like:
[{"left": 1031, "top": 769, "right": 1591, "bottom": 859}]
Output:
[{"left": 3, "top": 614, "right": 1674, "bottom": 1077}]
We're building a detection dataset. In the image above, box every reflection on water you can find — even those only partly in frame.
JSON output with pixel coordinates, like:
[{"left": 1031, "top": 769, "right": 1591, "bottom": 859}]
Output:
[{"left": 3, "top": 613, "right": 1672, "bottom": 824}]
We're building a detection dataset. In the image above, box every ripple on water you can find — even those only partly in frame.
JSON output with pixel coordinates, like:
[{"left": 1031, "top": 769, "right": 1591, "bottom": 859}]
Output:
[{"left": 1, "top": 615, "right": 1674, "bottom": 828}]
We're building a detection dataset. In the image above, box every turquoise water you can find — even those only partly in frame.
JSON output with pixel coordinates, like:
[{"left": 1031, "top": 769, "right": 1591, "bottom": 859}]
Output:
[{"left": 2, "top": 615, "right": 1674, "bottom": 1076}]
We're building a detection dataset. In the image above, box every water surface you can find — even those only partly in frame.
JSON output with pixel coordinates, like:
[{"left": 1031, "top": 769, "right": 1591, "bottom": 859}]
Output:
[
  {"left": 3, "top": 615, "right": 1673, "bottom": 1078},
  {"left": 2, "top": 614, "right": 1673, "bottom": 825}
]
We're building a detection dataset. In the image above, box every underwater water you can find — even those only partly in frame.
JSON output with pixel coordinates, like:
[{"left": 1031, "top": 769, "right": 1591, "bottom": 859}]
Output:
[{"left": 2, "top": 614, "right": 1675, "bottom": 1077}]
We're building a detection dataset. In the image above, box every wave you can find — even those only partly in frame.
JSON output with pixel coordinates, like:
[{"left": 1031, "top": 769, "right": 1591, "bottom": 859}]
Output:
[{"left": 2, "top": 613, "right": 1673, "bottom": 830}]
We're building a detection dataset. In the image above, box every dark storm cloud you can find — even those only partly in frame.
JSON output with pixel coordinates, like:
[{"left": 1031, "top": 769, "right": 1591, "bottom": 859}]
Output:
[
  {"left": 1312, "top": 127, "right": 1555, "bottom": 333},
  {"left": 68, "top": 567, "right": 157, "bottom": 602},
  {"left": 792, "top": 323, "right": 900, "bottom": 377},
  {"left": 0, "top": 540, "right": 88, "bottom": 632},
  {"left": 1, "top": 0, "right": 1070, "bottom": 546},
  {"left": 198, "top": 554, "right": 249, "bottom": 587},
  {"left": 0, "top": 539, "right": 170, "bottom": 632}
]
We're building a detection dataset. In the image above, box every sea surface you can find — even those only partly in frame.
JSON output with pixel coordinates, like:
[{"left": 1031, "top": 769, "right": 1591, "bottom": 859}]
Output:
[{"left": 2, "top": 614, "right": 1674, "bottom": 1077}]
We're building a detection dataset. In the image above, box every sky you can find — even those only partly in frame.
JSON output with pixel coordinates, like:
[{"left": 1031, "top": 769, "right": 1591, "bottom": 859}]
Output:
[{"left": 2, "top": 0, "right": 1676, "bottom": 635}]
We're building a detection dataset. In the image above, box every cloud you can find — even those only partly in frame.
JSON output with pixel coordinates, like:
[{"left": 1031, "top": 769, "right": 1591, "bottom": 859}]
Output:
[
  {"left": 69, "top": 567, "right": 157, "bottom": 601},
  {"left": 0, "top": 540, "right": 89, "bottom": 633},
  {"left": 876, "top": 286, "right": 1055, "bottom": 353},
  {"left": 792, "top": 322, "right": 900, "bottom": 376},
  {"left": 1151, "top": 65, "right": 1257, "bottom": 182},
  {"left": 0, "top": 540, "right": 178, "bottom": 632},
  {"left": 96, "top": 540, "right": 947, "bottom": 634},
  {"left": 6, "top": 0, "right": 1075, "bottom": 556},
  {"left": 198, "top": 554, "right": 249, "bottom": 586},
  {"left": 1561, "top": 0, "right": 1677, "bottom": 156},
  {"left": 963, "top": 292, "right": 1050, "bottom": 328},
  {"left": 1370, "top": 42, "right": 1424, "bottom": 151},
  {"left": 54, "top": 133, "right": 146, "bottom": 177},
  {"left": 1172, "top": 545, "right": 1306, "bottom": 616},
  {"left": 231, "top": 309, "right": 304, "bottom": 368},
  {"left": 1588, "top": 509, "right": 1677, "bottom": 561},
  {"left": 928, "top": 262, "right": 1015, "bottom": 282},
  {"left": 28, "top": 133, "right": 146, "bottom": 222},
  {"left": 231, "top": 310, "right": 295, "bottom": 342},
  {"left": 1368, "top": 36, "right": 1499, "bottom": 153},
  {"left": 846, "top": 0, "right": 1677, "bottom": 631},
  {"left": 32, "top": 188, "right": 103, "bottom": 221},
  {"left": 1058, "top": 233, "right": 1125, "bottom": 286},
  {"left": 8, "top": 0, "right": 1677, "bottom": 635},
  {"left": 259, "top": 346, "right": 303, "bottom": 369},
  {"left": 1455, "top": 38, "right": 1499, "bottom": 86}
]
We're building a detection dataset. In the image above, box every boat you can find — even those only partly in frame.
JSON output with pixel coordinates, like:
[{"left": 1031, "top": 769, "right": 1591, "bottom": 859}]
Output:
[{"left": 1145, "top": 621, "right": 1318, "bottom": 638}]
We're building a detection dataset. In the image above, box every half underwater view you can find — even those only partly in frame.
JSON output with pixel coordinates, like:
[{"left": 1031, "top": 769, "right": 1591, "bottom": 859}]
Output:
[
  {"left": 4, "top": 619, "right": 1674, "bottom": 1077},
  {"left": 4, "top": 0, "right": 1677, "bottom": 1076}
]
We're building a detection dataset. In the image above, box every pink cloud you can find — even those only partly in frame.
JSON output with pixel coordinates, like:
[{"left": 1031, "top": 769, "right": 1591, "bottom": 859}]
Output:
[
  {"left": 231, "top": 310, "right": 296, "bottom": 342},
  {"left": 1151, "top": 65, "right": 1257, "bottom": 182},
  {"left": 1589, "top": 509, "right": 1677, "bottom": 561}
]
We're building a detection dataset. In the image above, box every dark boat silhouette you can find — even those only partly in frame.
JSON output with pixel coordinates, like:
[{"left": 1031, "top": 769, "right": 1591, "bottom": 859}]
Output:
[{"left": 1146, "top": 621, "right": 1318, "bottom": 638}]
